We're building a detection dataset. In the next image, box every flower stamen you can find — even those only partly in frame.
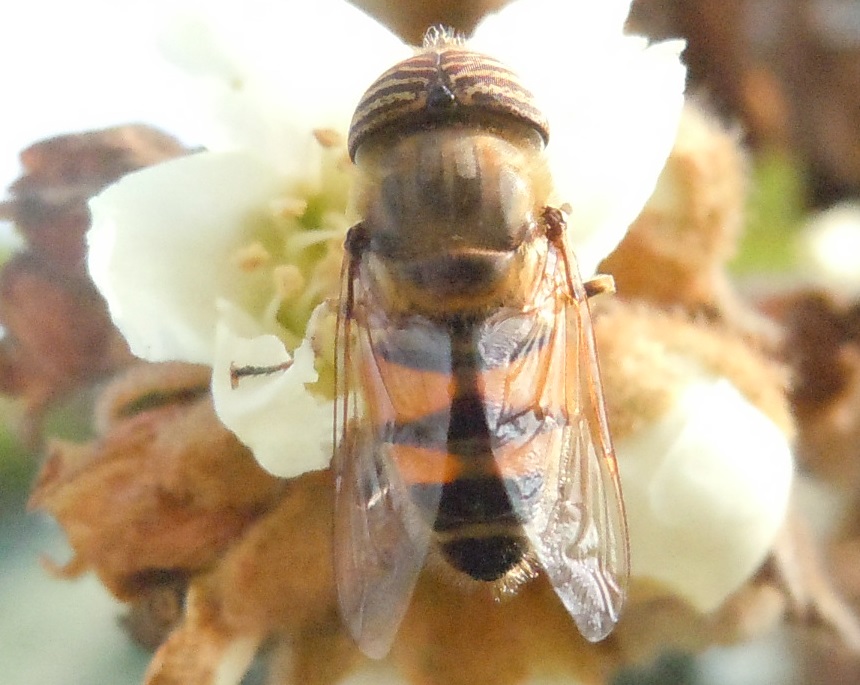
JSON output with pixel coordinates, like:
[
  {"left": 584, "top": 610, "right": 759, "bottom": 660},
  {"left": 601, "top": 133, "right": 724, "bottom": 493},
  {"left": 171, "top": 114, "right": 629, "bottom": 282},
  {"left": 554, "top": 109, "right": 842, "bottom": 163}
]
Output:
[
  {"left": 283, "top": 227, "right": 344, "bottom": 254},
  {"left": 313, "top": 128, "right": 344, "bottom": 149},
  {"left": 270, "top": 196, "right": 308, "bottom": 219},
  {"left": 232, "top": 241, "right": 272, "bottom": 272},
  {"left": 273, "top": 263, "right": 305, "bottom": 302}
]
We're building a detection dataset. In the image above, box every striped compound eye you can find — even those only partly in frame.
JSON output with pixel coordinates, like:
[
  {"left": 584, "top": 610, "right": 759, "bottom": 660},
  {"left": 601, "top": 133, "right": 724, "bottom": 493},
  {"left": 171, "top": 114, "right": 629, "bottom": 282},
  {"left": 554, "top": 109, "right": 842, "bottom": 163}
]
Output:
[{"left": 348, "top": 44, "right": 550, "bottom": 160}]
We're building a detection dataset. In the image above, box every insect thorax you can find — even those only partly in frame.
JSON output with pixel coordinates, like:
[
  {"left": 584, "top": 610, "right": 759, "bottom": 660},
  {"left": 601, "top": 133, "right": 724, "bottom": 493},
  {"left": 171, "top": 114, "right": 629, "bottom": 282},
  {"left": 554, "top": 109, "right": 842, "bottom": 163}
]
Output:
[
  {"left": 346, "top": 43, "right": 554, "bottom": 315},
  {"left": 350, "top": 124, "right": 551, "bottom": 315}
]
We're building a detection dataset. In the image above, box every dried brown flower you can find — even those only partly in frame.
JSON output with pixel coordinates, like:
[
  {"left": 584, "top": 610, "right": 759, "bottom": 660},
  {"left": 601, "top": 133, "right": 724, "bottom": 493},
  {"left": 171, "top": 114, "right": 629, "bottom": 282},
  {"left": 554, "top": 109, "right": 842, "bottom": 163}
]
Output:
[
  {"left": 630, "top": 0, "right": 860, "bottom": 206},
  {"left": 770, "top": 290, "right": 860, "bottom": 489},
  {"left": 2, "top": 126, "right": 187, "bottom": 273},
  {"left": 29, "top": 362, "right": 285, "bottom": 600},
  {"left": 350, "top": 0, "right": 508, "bottom": 44},
  {"left": 0, "top": 126, "right": 187, "bottom": 438}
]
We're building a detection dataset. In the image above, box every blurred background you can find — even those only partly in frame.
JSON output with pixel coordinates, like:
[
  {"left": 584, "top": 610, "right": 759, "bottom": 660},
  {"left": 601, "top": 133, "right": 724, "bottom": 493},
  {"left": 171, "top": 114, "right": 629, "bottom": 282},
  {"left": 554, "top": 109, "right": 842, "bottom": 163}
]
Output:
[{"left": 2, "top": 0, "right": 860, "bottom": 683}]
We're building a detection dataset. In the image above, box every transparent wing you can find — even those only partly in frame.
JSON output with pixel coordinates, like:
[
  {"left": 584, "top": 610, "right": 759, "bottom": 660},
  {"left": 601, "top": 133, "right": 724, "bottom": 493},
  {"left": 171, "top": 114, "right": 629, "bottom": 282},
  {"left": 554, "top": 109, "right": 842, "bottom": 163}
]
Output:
[
  {"left": 332, "top": 250, "right": 441, "bottom": 659},
  {"left": 503, "top": 243, "right": 630, "bottom": 643}
]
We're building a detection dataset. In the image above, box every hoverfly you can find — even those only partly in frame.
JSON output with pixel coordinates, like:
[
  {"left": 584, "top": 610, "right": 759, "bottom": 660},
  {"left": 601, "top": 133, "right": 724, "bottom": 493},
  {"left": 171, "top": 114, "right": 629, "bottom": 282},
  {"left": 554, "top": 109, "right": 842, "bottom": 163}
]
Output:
[{"left": 334, "top": 32, "right": 629, "bottom": 659}]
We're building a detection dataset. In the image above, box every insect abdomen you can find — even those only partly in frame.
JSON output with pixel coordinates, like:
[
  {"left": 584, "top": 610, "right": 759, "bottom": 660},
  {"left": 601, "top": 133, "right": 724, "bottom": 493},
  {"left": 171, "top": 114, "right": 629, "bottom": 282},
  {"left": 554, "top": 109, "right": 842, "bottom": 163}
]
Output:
[{"left": 361, "top": 314, "right": 557, "bottom": 581}]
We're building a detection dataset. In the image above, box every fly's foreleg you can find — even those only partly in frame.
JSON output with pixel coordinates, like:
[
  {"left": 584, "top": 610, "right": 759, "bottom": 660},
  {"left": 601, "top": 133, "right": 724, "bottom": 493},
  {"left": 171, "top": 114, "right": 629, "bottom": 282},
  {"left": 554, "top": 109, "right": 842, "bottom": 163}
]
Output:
[{"left": 541, "top": 206, "right": 616, "bottom": 301}]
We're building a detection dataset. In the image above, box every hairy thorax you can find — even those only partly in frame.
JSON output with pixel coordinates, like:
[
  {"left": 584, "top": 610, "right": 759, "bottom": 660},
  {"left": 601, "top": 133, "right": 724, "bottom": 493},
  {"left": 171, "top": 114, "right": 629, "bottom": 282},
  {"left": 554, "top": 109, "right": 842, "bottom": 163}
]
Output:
[{"left": 350, "top": 124, "right": 553, "bottom": 316}]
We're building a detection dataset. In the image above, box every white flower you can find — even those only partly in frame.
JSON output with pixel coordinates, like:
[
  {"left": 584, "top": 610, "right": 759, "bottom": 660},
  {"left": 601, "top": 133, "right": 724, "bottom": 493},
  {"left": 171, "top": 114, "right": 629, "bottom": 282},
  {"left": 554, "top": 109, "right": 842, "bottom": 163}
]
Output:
[
  {"left": 797, "top": 200, "right": 860, "bottom": 294},
  {"left": 210, "top": 300, "right": 332, "bottom": 476},
  {"left": 87, "top": 0, "right": 686, "bottom": 479},
  {"left": 0, "top": 0, "right": 199, "bottom": 191},
  {"left": 616, "top": 377, "right": 793, "bottom": 612}
]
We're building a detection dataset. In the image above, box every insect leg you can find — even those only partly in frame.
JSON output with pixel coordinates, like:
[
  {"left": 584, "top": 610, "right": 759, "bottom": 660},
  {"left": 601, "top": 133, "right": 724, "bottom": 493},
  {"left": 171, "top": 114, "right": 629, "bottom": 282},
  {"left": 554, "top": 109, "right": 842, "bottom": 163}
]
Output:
[
  {"left": 229, "top": 360, "right": 293, "bottom": 389},
  {"left": 541, "top": 207, "right": 616, "bottom": 300},
  {"left": 583, "top": 274, "right": 615, "bottom": 299}
]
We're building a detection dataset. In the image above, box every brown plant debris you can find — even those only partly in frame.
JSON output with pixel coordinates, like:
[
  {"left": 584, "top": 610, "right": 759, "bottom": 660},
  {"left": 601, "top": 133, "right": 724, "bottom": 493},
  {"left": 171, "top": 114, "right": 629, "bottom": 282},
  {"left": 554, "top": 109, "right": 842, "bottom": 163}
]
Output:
[
  {"left": 28, "top": 362, "right": 285, "bottom": 601},
  {"left": 758, "top": 286, "right": 860, "bottom": 671},
  {"left": 772, "top": 289, "right": 860, "bottom": 487},
  {"left": 0, "top": 252, "right": 128, "bottom": 407},
  {"left": 630, "top": 0, "right": 860, "bottom": 206},
  {"left": 768, "top": 507, "right": 860, "bottom": 651},
  {"left": 2, "top": 125, "right": 187, "bottom": 273},
  {"left": 120, "top": 573, "right": 189, "bottom": 650},
  {"left": 0, "top": 126, "right": 188, "bottom": 437}
]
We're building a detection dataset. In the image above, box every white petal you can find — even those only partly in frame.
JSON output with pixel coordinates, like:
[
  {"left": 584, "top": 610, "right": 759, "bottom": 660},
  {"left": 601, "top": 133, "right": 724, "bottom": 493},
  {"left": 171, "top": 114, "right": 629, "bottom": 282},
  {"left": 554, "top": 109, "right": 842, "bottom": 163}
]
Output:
[
  {"left": 212, "top": 301, "right": 332, "bottom": 478},
  {"left": 616, "top": 378, "right": 793, "bottom": 612},
  {"left": 798, "top": 201, "right": 860, "bottom": 294},
  {"left": 159, "top": 0, "right": 411, "bottom": 172},
  {"left": 472, "top": 0, "right": 633, "bottom": 47},
  {"left": 88, "top": 151, "right": 283, "bottom": 364},
  {"left": 213, "top": 636, "right": 261, "bottom": 685},
  {"left": 0, "top": 0, "right": 204, "bottom": 190},
  {"left": 472, "top": 1, "right": 686, "bottom": 275},
  {"left": 548, "top": 39, "right": 686, "bottom": 276}
]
